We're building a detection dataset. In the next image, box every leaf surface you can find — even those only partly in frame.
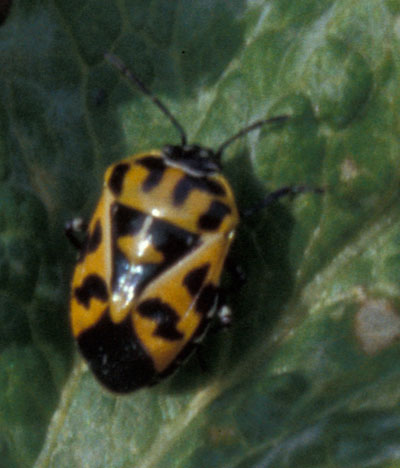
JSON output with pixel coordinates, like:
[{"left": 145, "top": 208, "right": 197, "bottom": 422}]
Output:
[{"left": 0, "top": 1, "right": 399, "bottom": 467}]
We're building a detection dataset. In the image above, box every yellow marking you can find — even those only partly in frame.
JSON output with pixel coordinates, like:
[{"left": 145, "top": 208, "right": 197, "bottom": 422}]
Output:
[
  {"left": 117, "top": 235, "right": 163, "bottom": 264},
  {"left": 71, "top": 299, "right": 106, "bottom": 337}
]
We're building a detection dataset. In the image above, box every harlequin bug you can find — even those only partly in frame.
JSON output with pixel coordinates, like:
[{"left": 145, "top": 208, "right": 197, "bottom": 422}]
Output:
[{"left": 68, "top": 53, "right": 313, "bottom": 393}]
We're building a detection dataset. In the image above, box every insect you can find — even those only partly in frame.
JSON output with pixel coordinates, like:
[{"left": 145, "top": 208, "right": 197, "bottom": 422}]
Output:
[{"left": 68, "top": 53, "right": 295, "bottom": 393}]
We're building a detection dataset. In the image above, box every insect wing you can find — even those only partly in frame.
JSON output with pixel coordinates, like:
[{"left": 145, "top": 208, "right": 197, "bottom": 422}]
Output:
[{"left": 133, "top": 232, "right": 234, "bottom": 374}]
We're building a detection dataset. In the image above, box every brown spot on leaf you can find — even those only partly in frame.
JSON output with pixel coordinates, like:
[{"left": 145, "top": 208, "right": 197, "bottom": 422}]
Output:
[
  {"left": 340, "top": 158, "right": 359, "bottom": 182},
  {"left": 354, "top": 299, "right": 400, "bottom": 355},
  {"left": 208, "top": 425, "right": 238, "bottom": 445}
]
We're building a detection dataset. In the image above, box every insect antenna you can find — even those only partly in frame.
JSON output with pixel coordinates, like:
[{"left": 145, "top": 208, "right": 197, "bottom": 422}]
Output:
[
  {"left": 215, "top": 115, "right": 289, "bottom": 161},
  {"left": 105, "top": 53, "right": 188, "bottom": 147}
]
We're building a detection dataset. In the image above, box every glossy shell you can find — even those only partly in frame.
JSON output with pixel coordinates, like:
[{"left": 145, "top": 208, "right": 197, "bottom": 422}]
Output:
[{"left": 70, "top": 150, "right": 239, "bottom": 393}]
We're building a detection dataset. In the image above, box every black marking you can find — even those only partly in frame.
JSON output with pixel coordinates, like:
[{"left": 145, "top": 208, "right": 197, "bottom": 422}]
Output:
[
  {"left": 110, "top": 202, "right": 201, "bottom": 299},
  {"left": 110, "top": 203, "right": 200, "bottom": 298},
  {"left": 77, "top": 310, "right": 156, "bottom": 393},
  {"left": 198, "top": 200, "right": 231, "bottom": 231},
  {"left": 74, "top": 274, "right": 108, "bottom": 309},
  {"left": 196, "top": 283, "right": 218, "bottom": 316},
  {"left": 191, "top": 315, "right": 211, "bottom": 343},
  {"left": 112, "top": 249, "right": 160, "bottom": 301},
  {"left": 158, "top": 315, "right": 211, "bottom": 380},
  {"left": 135, "top": 156, "right": 166, "bottom": 192},
  {"left": 173, "top": 175, "right": 226, "bottom": 206},
  {"left": 111, "top": 203, "right": 155, "bottom": 298},
  {"left": 183, "top": 264, "right": 210, "bottom": 297},
  {"left": 112, "top": 202, "right": 146, "bottom": 237},
  {"left": 138, "top": 298, "right": 184, "bottom": 341},
  {"left": 151, "top": 219, "right": 200, "bottom": 267},
  {"left": 86, "top": 220, "right": 102, "bottom": 254},
  {"left": 108, "top": 163, "right": 130, "bottom": 196}
]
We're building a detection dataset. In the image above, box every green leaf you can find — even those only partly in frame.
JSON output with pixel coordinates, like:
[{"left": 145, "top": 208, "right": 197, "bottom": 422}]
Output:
[{"left": 1, "top": 1, "right": 400, "bottom": 467}]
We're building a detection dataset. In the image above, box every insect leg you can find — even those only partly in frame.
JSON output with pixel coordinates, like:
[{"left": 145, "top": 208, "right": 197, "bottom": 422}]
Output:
[
  {"left": 65, "top": 217, "right": 88, "bottom": 251},
  {"left": 242, "top": 185, "right": 324, "bottom": 218}
]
